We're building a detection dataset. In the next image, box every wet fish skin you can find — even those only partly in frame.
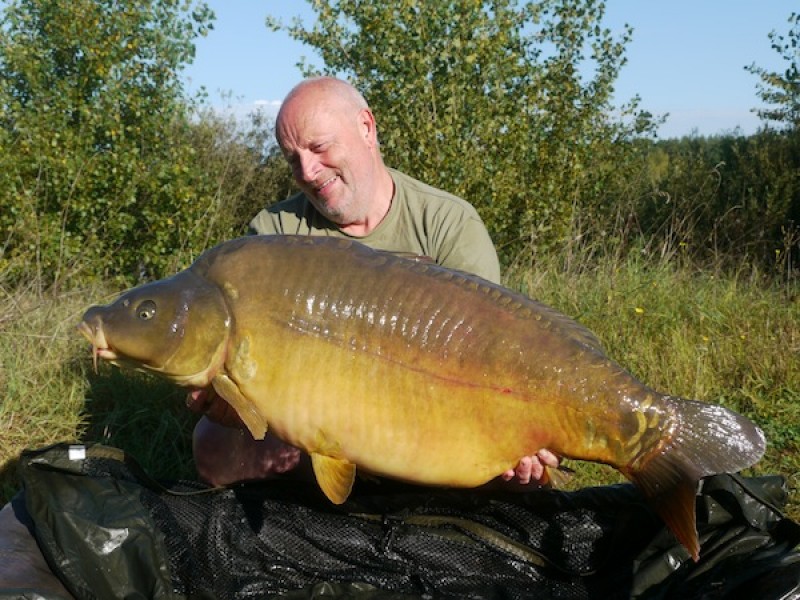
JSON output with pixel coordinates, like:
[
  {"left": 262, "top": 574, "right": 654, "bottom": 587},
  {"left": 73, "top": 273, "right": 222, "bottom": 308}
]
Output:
[{"left": 78, "top": 235, "right": 766, "bottom": 562}]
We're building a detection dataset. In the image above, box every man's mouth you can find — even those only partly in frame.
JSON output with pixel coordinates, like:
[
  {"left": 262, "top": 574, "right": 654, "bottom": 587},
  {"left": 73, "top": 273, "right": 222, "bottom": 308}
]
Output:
[{"left": 315, "top": 175, "right": 339, "bottom": 193}]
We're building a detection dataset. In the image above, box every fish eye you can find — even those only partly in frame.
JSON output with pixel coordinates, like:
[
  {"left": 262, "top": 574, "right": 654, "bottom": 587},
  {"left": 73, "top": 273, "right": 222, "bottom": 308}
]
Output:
[{"left": 136, "top": 300, "right": 157, "bottom": 320}]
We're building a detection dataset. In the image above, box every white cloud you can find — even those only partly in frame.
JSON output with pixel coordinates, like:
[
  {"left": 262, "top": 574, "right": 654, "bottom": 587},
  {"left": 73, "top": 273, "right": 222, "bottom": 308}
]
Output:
[
  {"left": 199, "top": 99, "right": 282, "bottom": 124},
  {"left": 253, "top": 99, "right": 282, "bottom": 113},
  {"left": 657, "top": 108, "right": 761, "bottom": 138}
]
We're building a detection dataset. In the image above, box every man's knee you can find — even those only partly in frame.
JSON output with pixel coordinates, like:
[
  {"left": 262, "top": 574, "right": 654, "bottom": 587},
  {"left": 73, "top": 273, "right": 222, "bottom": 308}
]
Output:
[{"left": 0, "top": 493, "right": 74, "bottom": 598}]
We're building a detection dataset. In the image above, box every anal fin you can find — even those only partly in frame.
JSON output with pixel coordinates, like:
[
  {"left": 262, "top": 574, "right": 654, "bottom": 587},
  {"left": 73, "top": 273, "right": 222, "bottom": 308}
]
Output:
[{"left": 541, "top": 463, "right": 575, "bottom": 489}]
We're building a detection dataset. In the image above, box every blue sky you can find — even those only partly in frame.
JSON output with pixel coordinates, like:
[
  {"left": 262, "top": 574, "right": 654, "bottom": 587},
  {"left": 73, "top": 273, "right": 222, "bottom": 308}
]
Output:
[{"left": 182, "top": 1, "right": 797, "bottom": 139}]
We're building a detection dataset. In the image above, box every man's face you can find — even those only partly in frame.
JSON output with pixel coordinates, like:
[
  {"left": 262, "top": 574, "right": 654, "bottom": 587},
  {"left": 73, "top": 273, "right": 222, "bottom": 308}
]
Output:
[{"left": 276, "top": 94, "right": 376, "bottom": 226}]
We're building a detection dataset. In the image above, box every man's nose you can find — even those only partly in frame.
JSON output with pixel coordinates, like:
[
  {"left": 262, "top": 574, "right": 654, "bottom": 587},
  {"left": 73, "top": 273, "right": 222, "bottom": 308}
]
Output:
[{"left": 297, "top": 152, "right": 320, "bottom": 183}]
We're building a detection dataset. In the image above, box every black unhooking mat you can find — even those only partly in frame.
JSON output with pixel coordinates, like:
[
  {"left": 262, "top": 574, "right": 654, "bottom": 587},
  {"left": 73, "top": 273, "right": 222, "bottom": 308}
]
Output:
[{"left": 13, "top": 443, "right": 800, "bottom": 599}]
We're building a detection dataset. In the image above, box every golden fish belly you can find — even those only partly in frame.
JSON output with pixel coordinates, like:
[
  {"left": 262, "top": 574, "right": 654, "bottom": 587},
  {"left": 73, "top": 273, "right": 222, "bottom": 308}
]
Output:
[
  {"left": 230, "top": 329, "right": 562, "bottom": 487},
  {"left": 222, "top": 305, "right": 644, "bottom": 488}
]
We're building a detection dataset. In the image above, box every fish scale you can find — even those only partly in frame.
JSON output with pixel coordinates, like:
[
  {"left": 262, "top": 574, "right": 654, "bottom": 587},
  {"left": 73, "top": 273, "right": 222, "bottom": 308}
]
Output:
[{"left": 78, "top": 234, "right": 766, "bottom": 562}]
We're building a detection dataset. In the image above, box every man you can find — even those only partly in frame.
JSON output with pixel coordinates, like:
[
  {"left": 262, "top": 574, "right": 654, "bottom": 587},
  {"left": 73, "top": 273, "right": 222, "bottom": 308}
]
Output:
[{"left": 189, "top": 76, "right": 560, "bottom": 490}]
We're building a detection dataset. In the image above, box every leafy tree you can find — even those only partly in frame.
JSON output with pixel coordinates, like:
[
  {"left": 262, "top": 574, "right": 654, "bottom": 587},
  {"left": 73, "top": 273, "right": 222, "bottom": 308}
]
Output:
[
  {"left": 747, "top": 12, "right": 800, "bottom": 130},
  {"left": 0, "top": 0, "right": 217, "bottom": 287},
  {"left": 268, "top": 0, "right": 657, "bottom": 262},
  {"left": 186, "top": 106, "right": 297, "bottom": 239}
]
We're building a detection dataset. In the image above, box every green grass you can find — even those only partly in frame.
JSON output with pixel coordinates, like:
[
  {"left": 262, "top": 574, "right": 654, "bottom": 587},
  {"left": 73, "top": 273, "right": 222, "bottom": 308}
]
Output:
[
  {"left": 0, "top": 285, "right": 90, "bottom": 499},
  {"left": 1, "top": 252, "right": 798, "bottom": 521},
  {"left": 0, "top": 283, "right": 198, "bottom": 498}
]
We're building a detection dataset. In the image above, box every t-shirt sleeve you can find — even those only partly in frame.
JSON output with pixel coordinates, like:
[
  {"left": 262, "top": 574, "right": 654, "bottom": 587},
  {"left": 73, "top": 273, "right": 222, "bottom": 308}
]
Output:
[
  {"left": 248, "top": 208, "right": 281, "bottom": 235},
  {"left": 436, "top": 216, "right": 502, "bottom": 284}
]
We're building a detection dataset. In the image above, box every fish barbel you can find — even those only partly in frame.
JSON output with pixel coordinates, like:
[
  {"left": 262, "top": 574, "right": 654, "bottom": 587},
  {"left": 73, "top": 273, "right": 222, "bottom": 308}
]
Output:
[{"left": 78, "top": 235, "right": 765, "bottom": 561}]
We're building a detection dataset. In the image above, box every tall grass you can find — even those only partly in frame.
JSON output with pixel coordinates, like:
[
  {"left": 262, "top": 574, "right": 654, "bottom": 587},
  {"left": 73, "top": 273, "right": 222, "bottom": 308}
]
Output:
[
  {"left": 0, "top": 282, "right": 198, "bottom": 501},
  {"left": 0, "top": 282, "right": 91, "bottom": 499},
  {"left": 1, "top": 239, "right": 798, "bottom": 520}
]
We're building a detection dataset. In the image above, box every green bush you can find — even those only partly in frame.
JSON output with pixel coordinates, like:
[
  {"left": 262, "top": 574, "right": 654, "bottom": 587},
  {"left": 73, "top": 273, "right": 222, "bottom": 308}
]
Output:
[
  {"left": 602, "top": 131, "right": 800, "bottom": 273},
  {"left": 0, "top": 0, "right": 219, "bottom": 286}
]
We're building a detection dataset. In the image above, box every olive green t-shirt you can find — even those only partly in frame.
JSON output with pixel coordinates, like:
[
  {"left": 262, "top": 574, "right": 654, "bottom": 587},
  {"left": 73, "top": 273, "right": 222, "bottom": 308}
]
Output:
[{"left": 248, "top": 169, "right": 501, "bottom": 284}]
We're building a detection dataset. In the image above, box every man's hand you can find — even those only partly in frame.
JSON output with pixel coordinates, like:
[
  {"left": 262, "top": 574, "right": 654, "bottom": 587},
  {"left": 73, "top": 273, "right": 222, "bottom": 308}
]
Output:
[
  {"left": 499, "top": 449, "right": 562, "bottom": 487},
  {"left": 188, "top": 388, "right": 308, "bottom": 487},
  {"left": 192, "top": 417, "right": 306, "bottom": 487}
]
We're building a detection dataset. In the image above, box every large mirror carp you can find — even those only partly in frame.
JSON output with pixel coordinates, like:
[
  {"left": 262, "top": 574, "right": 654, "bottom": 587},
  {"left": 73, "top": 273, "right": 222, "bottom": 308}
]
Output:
[{"left": 79, "top": 235, "right": 766, "bottom": 561}]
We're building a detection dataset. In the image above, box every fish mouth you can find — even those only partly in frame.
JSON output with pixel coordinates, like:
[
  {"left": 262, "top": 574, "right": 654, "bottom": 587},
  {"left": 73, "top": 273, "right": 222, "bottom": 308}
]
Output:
[
  {"left": 76, "top": 319, "right": 222, "bottom": 387},
  {"left": 77, "top": 321, "right": 119, "bottom": 371}
]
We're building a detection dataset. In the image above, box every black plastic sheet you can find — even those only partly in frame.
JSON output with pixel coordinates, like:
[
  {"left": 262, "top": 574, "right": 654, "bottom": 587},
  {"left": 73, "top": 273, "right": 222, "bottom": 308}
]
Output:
[{"left": 10, "top": 443, "right": 800, "bottom": 599}]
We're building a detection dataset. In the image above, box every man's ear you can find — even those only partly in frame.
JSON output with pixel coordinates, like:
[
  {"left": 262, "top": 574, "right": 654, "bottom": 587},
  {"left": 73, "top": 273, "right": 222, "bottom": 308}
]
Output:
[{"left": 358, "top": 108, "right": 378, "bottom": 147}]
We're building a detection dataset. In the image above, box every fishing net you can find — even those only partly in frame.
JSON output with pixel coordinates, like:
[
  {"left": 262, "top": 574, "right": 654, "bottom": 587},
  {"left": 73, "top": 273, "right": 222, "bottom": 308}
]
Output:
[{"left": 11, "top": 443, "right": 800, "bottom": 599}]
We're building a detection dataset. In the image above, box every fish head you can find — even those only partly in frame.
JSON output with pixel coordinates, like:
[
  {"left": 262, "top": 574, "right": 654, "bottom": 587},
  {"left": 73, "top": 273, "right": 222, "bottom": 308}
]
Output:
[{"left": 78, "top": 269, "right": 231, "bottom": 387}]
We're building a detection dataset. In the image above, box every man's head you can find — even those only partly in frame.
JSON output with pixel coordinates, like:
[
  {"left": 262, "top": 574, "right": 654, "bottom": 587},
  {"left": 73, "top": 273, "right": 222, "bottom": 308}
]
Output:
[{"left": 276, "top": 77, "right": 393, "bottom": 232}]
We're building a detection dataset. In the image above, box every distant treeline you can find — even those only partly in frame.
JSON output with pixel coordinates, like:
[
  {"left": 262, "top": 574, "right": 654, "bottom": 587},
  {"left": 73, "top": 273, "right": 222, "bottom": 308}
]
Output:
[
  {"left": 0, "top": 0, "right": 796, "bottom": 288},
  {"left": 582, "top": 129, "right": 799, "bottom": 276}
]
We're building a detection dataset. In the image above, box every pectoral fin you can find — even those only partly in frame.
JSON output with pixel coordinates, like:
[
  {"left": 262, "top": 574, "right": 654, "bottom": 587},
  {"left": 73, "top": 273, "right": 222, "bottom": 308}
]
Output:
[
  {"left": 541, "top": 464, "right": 575, "bottom": 489},
  {"left": 311, "top": 453, "right": 356, "bottom": 504},
  {"left": 211, "top": 374, "right": 268, "bottom": 440}
]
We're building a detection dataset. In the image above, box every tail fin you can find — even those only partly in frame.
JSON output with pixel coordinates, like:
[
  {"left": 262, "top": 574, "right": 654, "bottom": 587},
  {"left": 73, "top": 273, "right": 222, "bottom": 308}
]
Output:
[{"left": 624, "top": 399, "right": 766, "bottom": 561}]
